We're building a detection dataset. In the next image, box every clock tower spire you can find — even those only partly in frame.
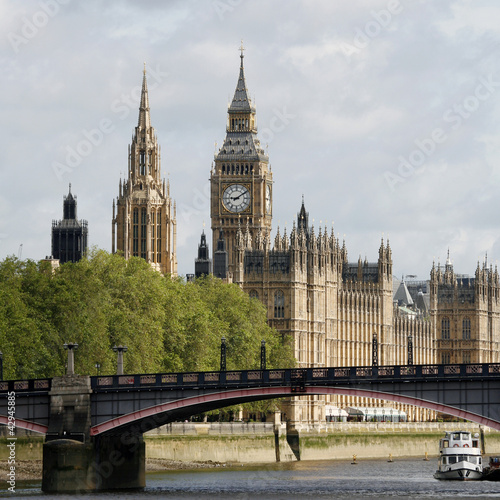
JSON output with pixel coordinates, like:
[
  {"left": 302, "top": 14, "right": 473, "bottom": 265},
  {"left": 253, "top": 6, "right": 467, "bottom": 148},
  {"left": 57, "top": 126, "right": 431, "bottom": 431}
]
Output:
[{"left": 210, "top": 45, "right": 273, "bottom": 275}]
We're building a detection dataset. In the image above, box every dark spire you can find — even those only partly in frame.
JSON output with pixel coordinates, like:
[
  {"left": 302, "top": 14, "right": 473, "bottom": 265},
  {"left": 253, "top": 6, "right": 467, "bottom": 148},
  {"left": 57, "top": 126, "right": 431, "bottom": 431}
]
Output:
[
  {"left": 63, "top": 183, "right": 76, "bottom": 220},
  {"left": 297, "top": 196, "right": 309, "bottom": 237},
  {"left": 195, "top": 230, "right": 211, "bottom": 277}
]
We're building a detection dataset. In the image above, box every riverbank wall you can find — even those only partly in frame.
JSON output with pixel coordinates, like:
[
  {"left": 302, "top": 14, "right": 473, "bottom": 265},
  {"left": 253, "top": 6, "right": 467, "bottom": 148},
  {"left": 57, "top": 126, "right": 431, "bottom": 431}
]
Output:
[
  {"left": 144, "top": 422, "right": 500, "bottom": 463},
  {"left": 3, "top": 423, "right": 500, "bottom": 464}
]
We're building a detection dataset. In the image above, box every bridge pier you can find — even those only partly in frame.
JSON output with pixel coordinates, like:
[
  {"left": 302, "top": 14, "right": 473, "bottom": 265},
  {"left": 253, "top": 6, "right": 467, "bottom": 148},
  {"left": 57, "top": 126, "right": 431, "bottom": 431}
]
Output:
[{"left": 41, "top": 375, "right": 145, "bottom": 493}]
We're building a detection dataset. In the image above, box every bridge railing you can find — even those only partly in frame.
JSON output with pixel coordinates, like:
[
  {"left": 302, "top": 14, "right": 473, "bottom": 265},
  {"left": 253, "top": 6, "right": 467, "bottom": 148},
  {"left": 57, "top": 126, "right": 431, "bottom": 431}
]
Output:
[
  {"left": 2, "top": 363, "right": 500, "bottom": 394},
  {"left": 89, "top": 362, "right": 500, "bottom": 392},
  {"left": 0, "top": 378, "right": 51, "bottom": 393}
]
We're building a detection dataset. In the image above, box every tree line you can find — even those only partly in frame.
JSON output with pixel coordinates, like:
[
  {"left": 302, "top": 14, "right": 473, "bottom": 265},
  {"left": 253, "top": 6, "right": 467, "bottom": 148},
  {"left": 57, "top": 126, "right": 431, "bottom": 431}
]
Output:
[{"left": 0, "top": 249, "right": 295, "bottom": 380}]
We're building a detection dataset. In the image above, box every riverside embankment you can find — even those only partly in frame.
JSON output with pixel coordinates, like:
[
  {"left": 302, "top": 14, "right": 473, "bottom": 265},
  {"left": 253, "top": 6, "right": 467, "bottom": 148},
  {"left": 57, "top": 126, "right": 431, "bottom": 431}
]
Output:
[
  {"left": 2, "top": 422, "right": 500, "bottom": 480},
  {"left": 145, "top": 422, "right": 500, "bottom": 462}
]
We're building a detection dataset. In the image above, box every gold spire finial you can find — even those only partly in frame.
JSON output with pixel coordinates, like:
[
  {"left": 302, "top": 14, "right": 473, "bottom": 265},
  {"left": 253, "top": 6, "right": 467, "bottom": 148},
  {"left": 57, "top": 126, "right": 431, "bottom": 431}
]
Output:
[
  {"left": 239, "top": 40, "right": 245, "bottom": 58},
  {"left": 143, "top": 62, "right": 146, "bottom": 74}
]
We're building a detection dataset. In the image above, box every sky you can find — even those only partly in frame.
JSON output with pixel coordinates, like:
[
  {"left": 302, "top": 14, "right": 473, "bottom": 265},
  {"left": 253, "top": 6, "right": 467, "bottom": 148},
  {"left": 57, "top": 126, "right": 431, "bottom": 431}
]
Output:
[{"left": 2, "top": 0, "right": 500, "bottom": 280}]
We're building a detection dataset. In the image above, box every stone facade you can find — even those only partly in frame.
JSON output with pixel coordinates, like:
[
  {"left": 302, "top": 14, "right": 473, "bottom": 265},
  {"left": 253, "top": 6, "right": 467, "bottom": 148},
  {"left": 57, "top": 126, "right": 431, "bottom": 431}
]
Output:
[
  {"left": 210, "top": 52, "right": 434, "bottom": 426},
  {"left": 113, "top": 67, "right": 177, "bottom": 275},
  {"left": 430, "top": 254, "right": 500, "bottom": 365}
]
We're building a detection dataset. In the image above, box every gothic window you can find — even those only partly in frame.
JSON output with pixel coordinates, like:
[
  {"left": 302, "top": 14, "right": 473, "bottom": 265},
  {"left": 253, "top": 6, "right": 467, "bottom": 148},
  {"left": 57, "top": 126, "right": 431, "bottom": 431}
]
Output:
[
  {"left": 157, "top": 209, "right": 162, "bottom": 263},
  {"left": 463, "top": 351, "right": 471, "bottom": 364},
  {"left": 151, "top": 210, "right": 155, "bottom": 263},
  {"left": 132, "top": 208, "right": 139, "bottom": 256},
  {"left": 462, "top": 318, "right": 471, "bottom": 340},
  {"left": 249, "top": 290, "right": 259, "bottom": 300},
  {"left": 441, "top": 318, "right": 450, "bottom": 340},
  {"left": 442, "top": 352, "right": 451, "bottom": 364},
  {"left": 274, "top": 290, "right": 285, "bottom": 318},
  {"left": 222, "top": 165, "right": 225, "bottom": 174},
  {"left": 141, "top": 208, "right": 147, "bottom": 259},
  {"left": 140, "top": 151, "right": 145, "bottom": 175}
]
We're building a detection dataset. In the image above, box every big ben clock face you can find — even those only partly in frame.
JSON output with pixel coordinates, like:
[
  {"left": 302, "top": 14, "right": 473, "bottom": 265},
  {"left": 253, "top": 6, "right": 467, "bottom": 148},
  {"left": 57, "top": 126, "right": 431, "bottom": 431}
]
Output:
[{"left": 223, "top": 184, "right": 251, "bottom": 213}]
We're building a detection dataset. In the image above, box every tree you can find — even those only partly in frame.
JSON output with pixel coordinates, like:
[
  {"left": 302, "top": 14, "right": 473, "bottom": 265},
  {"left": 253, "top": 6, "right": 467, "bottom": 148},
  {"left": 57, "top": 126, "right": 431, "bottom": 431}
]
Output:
[{"left": 0, "top": 251, "right": 295, "bottom": 380}]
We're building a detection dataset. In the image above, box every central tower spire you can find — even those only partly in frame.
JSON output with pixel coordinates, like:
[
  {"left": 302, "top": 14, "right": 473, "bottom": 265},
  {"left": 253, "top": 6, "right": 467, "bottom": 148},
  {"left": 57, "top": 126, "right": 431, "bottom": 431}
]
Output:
[
  {"left": 113, "top": 66, "right": 177, "bottom": 275},
  {"left": 138, "top": 63, "right": 151, "bottom": 130}
]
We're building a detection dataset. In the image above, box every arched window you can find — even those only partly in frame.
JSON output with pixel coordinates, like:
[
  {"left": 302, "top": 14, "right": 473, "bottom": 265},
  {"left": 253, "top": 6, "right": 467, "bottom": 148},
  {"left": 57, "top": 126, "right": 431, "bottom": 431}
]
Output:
[
  {"left": 463, "top": 318, "right": 471, "bottom": 340},
  {"left": 274, "top": 290, "right": 285, "bottom": 318},
  {"left": 140, "top": 208, "right": 147, "bottom": 259},
  {"left": 249, "top": 290, "right": 259, "bottom": 300},
  {"left": 151, "top": 210, "right": 155, "bottom": 262},
  {"left": 140, "top": 151, "right": 145, "bottom": 175},
  {"left": 157, "top": 209, "right": 162, "bottom": 263},
  {"left": 441, "top": 318, "right": 450, "bottom": 340},
  {"left": 132, "top": 208, "right": 139, "bottom": 256}
]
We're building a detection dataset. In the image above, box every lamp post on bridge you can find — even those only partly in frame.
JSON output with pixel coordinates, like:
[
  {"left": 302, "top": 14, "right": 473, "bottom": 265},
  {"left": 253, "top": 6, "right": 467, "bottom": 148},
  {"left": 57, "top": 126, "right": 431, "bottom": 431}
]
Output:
[
  {"left": 220, "top": 337, "right": 226, "bottom": 372},
  {"left": 260, "top": 340, "right": 266, "bottom": 370},
  {"left": 372, "top": 333, "right": 378, "bottom": 367},
  {"left": 113, "top": 345, "right": 128, "bottom": 375},
  {"left": 95, "top": 362, "right": 101, "bottom": 376},
  {"left": 408, "top": 334, "right": 413, "bottom": 366},
  {"left": 63, "top": 342, "right": 78, "bottom": 375}
]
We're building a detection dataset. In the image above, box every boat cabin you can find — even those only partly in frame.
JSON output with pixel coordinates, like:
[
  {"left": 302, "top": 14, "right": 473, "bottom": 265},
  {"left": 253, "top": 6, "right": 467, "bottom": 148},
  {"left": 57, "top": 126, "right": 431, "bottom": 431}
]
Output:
[{"left": 439, "top": 431, "right": 480, "bottom": 452}]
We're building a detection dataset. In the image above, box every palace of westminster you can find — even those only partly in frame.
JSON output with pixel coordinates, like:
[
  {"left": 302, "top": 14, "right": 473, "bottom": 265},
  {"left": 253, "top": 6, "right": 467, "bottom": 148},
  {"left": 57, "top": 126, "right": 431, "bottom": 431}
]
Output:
[{"left": 49, "top": 50, "right": 500, "bottom": 426}]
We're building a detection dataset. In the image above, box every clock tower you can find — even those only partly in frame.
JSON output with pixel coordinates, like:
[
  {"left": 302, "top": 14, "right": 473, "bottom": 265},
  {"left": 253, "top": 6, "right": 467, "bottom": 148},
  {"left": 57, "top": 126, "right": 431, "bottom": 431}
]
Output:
[{"left": 210, "top": 46, "right": 273, "bottom": 275}]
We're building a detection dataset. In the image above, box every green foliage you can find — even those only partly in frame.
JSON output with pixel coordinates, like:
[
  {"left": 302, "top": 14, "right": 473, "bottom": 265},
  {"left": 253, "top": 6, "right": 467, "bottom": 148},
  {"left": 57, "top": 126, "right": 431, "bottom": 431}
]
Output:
[{"left": 0, "top": 250, "right": 295, "bottom": 381}]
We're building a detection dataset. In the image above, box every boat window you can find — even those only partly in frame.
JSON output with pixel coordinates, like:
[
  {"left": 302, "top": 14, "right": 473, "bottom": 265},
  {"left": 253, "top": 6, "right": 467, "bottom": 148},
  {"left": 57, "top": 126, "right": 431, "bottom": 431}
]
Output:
[
  {"left": 449, "top": 457, "right": 457, "bottom": 464},
  {"left": 442, "top": 457, "right": 447, "bottom": 464},
  {"left": 452, "top": 433, "right": 460, "bottom": 440},
  {"left": 472, "top": 440, "right": 479, "bottom": 448},
  {"left": 443, "top": 440, "right": 449, "bottom": 448}
]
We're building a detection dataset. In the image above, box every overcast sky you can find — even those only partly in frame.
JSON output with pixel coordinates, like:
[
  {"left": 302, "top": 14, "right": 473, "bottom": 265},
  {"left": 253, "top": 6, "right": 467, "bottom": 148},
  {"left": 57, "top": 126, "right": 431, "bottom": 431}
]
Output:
[{"left": 2, "top": 0, "right": 500, "bottom": 280}]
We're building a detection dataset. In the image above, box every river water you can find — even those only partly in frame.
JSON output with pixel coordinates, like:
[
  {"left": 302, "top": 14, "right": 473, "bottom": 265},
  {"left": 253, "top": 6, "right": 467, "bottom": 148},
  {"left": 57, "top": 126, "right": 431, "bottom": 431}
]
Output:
[{"left": 3, "top": 457, "right": 500, "bottom": 499}]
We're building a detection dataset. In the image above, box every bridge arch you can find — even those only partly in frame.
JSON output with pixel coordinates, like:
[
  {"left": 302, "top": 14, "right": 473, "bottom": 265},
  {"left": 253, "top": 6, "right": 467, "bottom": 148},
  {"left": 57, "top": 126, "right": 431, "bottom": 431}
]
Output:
[
  {"left": 91, "top": 386, "right": 500, "bottom": 436},
  {"left": 0, "top": 415, "right": 48, "bottom": 434}
]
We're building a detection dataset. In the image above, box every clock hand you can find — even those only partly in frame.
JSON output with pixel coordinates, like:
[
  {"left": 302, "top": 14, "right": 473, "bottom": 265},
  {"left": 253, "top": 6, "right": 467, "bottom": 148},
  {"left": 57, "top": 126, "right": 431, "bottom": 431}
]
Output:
[{"left": 231, "top": 193, "right": 243, "bottom": 201}]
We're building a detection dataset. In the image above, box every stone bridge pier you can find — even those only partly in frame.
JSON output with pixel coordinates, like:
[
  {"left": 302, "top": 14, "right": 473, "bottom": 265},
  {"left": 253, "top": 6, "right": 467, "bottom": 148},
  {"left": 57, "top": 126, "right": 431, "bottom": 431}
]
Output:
[{"left": 41, "top": 375, "right": 145, "bottom": 493}]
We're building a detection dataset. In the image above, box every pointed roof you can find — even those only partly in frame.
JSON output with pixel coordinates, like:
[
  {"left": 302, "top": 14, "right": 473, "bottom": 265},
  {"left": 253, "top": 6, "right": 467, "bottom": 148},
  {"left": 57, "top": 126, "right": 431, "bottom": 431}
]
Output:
[
  {"left": 229, "top": 44, "right": 255, "bottom": 114},
  {"left": 297, "top": 196, "right": 309, "bottom": 236},
  {"left": 138, "top": 63, "right": 151, "bottom": 129},
  {"left": 215, "top": 46, "right": 268, "bottom": 163},
  {"left": 394, "top": 280, "right": 414, "bottom": 306}
]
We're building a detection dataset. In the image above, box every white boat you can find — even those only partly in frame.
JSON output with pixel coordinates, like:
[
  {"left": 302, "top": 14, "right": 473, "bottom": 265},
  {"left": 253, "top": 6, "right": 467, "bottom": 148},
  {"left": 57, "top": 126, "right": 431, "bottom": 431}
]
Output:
[{"left": 434, "top": 431, "right": 483, "bottom": 480}]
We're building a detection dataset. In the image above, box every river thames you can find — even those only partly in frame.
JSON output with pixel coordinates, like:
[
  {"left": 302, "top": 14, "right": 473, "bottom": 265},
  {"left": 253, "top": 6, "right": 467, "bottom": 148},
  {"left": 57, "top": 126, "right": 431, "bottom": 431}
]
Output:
[{"left": 3, "top": 457, "right": 500, "bottom": 499}]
